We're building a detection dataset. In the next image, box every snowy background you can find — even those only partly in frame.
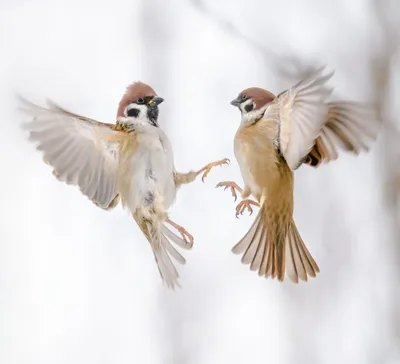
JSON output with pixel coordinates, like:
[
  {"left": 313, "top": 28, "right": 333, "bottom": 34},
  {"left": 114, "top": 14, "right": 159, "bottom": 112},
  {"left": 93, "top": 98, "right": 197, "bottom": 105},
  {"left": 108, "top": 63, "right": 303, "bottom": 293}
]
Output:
[{"left": 1, "top": 0, "right": 400, "bottom": 363}]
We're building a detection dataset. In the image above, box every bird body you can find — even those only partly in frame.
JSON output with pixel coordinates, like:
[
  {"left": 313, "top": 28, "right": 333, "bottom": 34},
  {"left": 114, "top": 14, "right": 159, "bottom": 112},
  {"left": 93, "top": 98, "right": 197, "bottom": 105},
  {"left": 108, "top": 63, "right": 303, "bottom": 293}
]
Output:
[
  {"left": 20, "top": 81, "right": 229, "bottom": 289},
  {"left": 234, "top": 116, "right": 284, "bottom": 202},
  {"left": 116, "top": 121, "right": 184, "bottom": 286},
  {"left": 117, "top": 121, "right": 176, "bottom": 214},
  {"left": 233, "top": 110, "right": 316, "bottom": 282},
  {"left": 219, "top": 67, "right": 381, "bottom": 283}
]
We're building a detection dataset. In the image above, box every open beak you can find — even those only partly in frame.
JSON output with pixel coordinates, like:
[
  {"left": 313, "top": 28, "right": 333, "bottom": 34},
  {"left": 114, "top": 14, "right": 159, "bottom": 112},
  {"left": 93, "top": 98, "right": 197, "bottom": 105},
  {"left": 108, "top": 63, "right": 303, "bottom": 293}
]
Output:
[
  {"left": 230, "top": 97, "right": 241, "bottom": 107},
  {"left": 148, "top": 96, "right": 164, "bottom": 106}
]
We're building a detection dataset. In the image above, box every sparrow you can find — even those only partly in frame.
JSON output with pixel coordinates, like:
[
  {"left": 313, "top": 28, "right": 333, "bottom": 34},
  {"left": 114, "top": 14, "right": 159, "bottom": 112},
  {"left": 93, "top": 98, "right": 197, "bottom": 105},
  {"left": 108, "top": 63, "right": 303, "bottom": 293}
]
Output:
[
  {"left": 217, "top": 67, "right": 380, "bottom": 283},
  {"left": 19, "top": 81, "right": 229, "bottom": 289}
]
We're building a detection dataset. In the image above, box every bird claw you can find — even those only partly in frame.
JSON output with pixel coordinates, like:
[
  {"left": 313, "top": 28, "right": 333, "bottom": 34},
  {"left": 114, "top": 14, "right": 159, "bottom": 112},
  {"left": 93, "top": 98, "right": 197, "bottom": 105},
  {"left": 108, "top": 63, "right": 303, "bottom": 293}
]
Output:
[
  {"left": 235, "top": 199, "right": 259, "bottom": 218},
  {"left": 178, "top": 227, "right": 194, "bottom": 247},
  {"left": 200, "top": 158, "right": 230, "bottom": 183},
  {"left": 216, "top": 181, "right": 242, "bottom": 202},
  {"left": 166, "top": 219, "right": 194, "bottom": 248}
]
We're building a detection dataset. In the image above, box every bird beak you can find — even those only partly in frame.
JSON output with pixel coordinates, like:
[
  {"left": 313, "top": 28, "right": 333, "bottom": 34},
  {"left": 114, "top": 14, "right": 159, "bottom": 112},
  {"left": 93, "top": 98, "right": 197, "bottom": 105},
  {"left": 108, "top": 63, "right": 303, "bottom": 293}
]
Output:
[
  {"left": 230, "top": 97, "right": 241, "bottom": 107},
  {"left": 148, "top": 96, "right": 164, "bottom": 106}
]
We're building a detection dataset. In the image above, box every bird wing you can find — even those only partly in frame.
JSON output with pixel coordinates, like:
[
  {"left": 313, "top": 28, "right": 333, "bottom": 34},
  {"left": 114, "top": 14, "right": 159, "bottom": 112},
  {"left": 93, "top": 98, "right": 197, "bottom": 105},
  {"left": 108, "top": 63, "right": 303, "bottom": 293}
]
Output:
[
  {"left": 19, "top": 96, "right": 123, "bottom": 209},
  {"left": 264, "top": 67, "right": 334, "bottom": 170},
  {"left": 301, "top": 101, "right": 381, "bottom": 167},
  {"left": 45, "top": 99, "right": 117, "bottom": 128}
]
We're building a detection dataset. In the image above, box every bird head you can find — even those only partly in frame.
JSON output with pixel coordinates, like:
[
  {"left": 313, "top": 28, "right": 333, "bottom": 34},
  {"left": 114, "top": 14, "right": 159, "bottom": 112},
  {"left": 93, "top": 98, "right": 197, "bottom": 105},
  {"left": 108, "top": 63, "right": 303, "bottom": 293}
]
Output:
[
  {"left": 116, "top": 81, "right": 164, "bottom": 127},
  {"left": 230, "top": 87, "right": 275, "bottom": 125}
]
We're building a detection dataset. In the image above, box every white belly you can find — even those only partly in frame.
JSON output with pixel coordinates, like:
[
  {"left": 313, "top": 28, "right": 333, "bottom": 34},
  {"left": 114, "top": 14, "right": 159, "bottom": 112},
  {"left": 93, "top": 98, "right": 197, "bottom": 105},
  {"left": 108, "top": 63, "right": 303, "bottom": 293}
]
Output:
[{"left": 119, "top": 129, "right": 176, "bottom": 213}]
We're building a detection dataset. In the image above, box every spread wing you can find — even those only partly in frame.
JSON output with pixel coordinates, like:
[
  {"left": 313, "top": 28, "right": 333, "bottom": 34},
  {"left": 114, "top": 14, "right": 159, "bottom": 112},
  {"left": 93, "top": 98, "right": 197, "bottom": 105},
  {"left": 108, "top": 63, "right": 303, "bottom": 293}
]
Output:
[
  {"left": 19, "top": 96, "right": 122, "bottom": 209},
  {"left": 265, "top": 67, "right": 334, "bottom": 170},
  {"left": 302, "top": 101, "right": 381, "bottom": 167}
]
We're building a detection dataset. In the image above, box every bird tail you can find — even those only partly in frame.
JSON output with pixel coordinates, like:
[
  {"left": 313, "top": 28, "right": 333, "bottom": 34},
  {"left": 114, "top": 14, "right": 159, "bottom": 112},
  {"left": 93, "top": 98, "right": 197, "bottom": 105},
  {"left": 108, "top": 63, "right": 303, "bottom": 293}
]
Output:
[
  {"left": 232, "top": 203, "right": 319, "bottom": 283},
  {"left": 144, "top": 221, "right": 193, "bottom": 290}
]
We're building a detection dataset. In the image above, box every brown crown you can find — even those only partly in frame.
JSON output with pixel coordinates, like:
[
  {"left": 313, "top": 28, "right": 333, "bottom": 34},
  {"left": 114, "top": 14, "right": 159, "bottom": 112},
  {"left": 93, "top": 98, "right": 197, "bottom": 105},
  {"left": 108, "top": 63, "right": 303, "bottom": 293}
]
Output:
[
  {"left": 240, "top": 87, "right": 276, "bottom": 110},
  {"left": 116, "top": 81, "right": 157, "bottom": 118}
]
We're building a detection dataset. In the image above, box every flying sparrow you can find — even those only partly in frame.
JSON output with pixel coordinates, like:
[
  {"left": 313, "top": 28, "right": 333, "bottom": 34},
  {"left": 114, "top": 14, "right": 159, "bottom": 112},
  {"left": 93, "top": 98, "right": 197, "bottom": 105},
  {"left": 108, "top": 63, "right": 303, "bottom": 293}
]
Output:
[
  {"left": 217, "top": 67, "right": 380, "bottom": 283},
  {"left": 19, "top": 81, "right": 229, "bottom": 289}
]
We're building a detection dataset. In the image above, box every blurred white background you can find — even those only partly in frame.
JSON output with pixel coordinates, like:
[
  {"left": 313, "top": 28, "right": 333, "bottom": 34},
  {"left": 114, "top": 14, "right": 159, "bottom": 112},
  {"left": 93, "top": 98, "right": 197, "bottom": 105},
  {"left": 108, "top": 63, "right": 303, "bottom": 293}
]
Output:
[{"left": 1, "top": 0, "right": 400, "bottom": 363}]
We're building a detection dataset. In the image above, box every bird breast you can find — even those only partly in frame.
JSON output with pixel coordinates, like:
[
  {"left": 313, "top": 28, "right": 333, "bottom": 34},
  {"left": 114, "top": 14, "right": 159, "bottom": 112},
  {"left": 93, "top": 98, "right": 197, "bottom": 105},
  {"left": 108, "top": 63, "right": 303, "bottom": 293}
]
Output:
[
  {"left": 117, "top": 129, "right": 176, "bottom": 213},
  {"left": 234, "top": 121, "right": 281, "bottom": 200}
]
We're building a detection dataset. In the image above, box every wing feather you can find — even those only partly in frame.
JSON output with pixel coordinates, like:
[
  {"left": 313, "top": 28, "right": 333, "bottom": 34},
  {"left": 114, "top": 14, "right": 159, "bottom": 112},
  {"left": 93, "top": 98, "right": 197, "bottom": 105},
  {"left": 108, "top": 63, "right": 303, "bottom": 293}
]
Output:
[
  {"left": 269, "top": 67, "right": 334, "bottom": 170},
  {"left": 302, "top": 101, "right": 381, "bottom": 167},
  {"left": 18, "top": 96, "right": 122, "bottom": 209}
]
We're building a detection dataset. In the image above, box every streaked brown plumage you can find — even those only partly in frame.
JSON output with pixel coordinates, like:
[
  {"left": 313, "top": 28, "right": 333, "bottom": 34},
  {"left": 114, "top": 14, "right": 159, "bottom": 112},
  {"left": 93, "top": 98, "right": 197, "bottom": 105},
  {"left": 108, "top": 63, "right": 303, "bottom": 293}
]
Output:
[{"left": 218, "top": 67, "right": 381, "bottom": 283}]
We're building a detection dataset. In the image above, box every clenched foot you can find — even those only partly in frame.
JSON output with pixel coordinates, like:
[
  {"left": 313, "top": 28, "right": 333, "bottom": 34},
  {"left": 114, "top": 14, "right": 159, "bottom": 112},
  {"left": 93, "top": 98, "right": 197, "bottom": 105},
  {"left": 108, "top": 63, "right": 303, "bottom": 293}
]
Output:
[
  {"left": 235, "top": 199, "right": 260, "bottom": 218},
  {"left": 216, "top": 181, "right": 242, "bottom": 202},
  {"left": 166, "top": 218, "right": 194, "bottom": 248}
]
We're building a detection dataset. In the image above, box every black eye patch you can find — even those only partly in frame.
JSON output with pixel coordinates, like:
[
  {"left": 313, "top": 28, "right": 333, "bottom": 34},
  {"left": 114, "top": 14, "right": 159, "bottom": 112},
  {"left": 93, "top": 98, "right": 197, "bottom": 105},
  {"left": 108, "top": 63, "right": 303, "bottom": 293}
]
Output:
[
  {"left": 244, "top": 103, "right": 254, "bottom": 112},
  {"left": 127, "top": 108, "right": 140, "bottom": 117}
]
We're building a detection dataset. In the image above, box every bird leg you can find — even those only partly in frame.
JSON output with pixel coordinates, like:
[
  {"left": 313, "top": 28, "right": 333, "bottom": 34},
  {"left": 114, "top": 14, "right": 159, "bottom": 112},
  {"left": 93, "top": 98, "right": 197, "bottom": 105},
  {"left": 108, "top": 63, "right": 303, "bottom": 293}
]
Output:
[
  {"left": 196, "top": 158, "right": 230, "bottom": 182},
  {"left": 174, "top": 158, "right": 230, "bottom": 186},
  {"left": 166, "top": 218, "right": 194, "bottom": 246},
  {"left": 235, "top": 199, "right": 260, "bottom": 218}
]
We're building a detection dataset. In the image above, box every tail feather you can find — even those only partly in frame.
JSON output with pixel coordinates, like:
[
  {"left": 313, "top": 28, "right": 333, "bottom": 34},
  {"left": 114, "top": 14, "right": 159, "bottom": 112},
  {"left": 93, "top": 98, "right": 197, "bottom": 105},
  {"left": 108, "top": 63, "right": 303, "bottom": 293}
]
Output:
[
  {"left": 232, "top": 212, "right": 261, "bottom": 255},
  {"left": 232, "top": 204, "right": 319, "bottom": 283},
  {"left": 145, "top": 222, "right": 193, "bottom": 290},
  {"left": 291, "top": 223, "right": 319, "bottom": 278},
  {"left": 161, "top": 235, "right": 186, "bottom": 265}
]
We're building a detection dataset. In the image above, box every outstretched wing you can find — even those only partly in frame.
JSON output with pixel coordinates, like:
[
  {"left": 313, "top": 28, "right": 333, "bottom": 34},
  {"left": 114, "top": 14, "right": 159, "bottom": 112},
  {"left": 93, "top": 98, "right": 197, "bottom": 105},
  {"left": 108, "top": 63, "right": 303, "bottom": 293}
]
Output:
[
  {"left": 19, "top": 96, "right": 122, "bottom": 209},
  {"left": 302, "top": 101, "right": 381, "bottom": 167},
  {"left": 264, "top": 67, "right": 334, "bottom": 170}
]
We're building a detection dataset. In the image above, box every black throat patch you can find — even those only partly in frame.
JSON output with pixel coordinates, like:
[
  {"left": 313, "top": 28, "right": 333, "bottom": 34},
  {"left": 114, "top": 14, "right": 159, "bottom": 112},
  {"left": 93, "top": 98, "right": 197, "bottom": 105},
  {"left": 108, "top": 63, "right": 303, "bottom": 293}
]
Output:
[{"left": 147, "top": 106, "right": 159, "bottom": 127}]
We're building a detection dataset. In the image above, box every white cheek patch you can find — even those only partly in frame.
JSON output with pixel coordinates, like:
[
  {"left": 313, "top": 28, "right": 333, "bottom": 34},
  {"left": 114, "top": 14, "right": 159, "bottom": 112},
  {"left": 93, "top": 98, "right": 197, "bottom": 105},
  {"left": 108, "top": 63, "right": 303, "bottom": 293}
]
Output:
[
  {"left": 124, "top": 104, "right": 149, "bottom": 125},
  {"left": 240, "top": 100, "right": 269, "bottom": 125},
  {"left": 239, "top": 99, "right": 254, "bottom": 113}
]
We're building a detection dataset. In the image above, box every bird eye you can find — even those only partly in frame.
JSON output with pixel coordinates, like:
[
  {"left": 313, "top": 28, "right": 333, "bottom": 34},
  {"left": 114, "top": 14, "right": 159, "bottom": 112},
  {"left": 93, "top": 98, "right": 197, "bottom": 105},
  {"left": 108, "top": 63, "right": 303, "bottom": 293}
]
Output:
[
  {"left": 241, "top": 94, "right": 248, "bottom": 101},
  {"left": 137, "top": 98, "right": 145, "bottom": 104}
]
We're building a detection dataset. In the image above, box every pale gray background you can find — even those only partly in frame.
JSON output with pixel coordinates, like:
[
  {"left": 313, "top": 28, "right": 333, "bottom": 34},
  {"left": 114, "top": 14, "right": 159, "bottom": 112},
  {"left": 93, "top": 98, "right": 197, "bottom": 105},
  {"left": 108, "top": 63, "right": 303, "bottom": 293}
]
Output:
[{"left": 1, "top": 0, "right": 399, "bottom": 363}]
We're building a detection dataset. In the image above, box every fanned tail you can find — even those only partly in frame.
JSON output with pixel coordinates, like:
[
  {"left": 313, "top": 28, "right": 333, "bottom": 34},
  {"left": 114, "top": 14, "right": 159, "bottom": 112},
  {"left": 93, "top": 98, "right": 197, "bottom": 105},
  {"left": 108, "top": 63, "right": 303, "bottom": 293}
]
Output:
[
  {"left": 232, "top": 203, "right": 319, "bottom": 283},
  {"left": 145, "top": 222, "right": 193, "bottom": 290}
]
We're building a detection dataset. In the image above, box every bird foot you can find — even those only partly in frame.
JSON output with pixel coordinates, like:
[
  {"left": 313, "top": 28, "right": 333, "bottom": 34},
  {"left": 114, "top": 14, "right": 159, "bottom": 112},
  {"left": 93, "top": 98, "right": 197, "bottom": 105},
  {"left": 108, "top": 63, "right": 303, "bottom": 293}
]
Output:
[
  {"left": 197, "top": 158, "right": 230, "bottom": 183},
  {"left": 235, "top": 199, "right": 260, "bottom": 218},
  {"left": 166, "top": 219, "right": 194, "bottom": 247},
  {"left": 216, "top": 181, "right": 243, "bottom": 202}
]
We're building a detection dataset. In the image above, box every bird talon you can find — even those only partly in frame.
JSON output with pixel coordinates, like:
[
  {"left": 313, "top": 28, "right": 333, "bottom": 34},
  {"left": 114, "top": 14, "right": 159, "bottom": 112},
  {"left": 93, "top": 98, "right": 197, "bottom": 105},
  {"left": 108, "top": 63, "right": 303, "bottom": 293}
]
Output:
[
  {"left": 200, "top": 158, "right": 229, "bottom": 183},
  {"left": 235, "top": 199, "right": 259, "bottom": 217},
  {"left": 216, "top": 181, "right": 242, "bottom": 203},
  {"left": 166, "top": 219, "right": 194, "bottom": 248},
  {"left": 178, "top": 227, "right": 194, "bottom": 247}
]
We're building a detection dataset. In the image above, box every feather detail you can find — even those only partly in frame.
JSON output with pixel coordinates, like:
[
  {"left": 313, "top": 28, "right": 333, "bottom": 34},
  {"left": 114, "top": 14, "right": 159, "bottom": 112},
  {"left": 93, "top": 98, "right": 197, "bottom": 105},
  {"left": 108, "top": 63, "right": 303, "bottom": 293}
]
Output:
[
  {"left": 232, "top": 202, "right": 319, "bottom": 283},
  {"left": 302, "top": 101, "right": 381, "bottom": 167},
  {"left": 273, "top": 67, "right": 334, "bottom": 170},
  {"left": 18, "top": 95, "right": 122, "bottom": 208}
]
